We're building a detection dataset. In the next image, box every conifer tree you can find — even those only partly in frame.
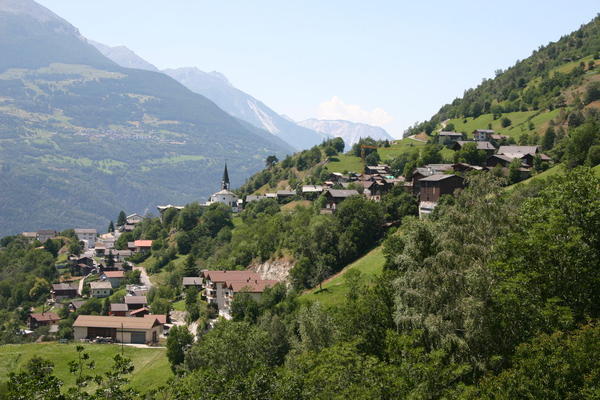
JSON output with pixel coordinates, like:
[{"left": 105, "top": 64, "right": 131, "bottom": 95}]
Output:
[{"left": 117, "top": 211, "right": 127, "bottom": 227}]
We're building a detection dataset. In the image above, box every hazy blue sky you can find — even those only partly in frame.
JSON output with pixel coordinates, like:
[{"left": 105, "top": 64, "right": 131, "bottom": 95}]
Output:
[{"left": 37, "top": 0, "right": 599, "bottom": 137}]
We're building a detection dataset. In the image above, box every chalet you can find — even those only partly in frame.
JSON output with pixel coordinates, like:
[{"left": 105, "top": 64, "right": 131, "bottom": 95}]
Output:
[
  {"left": 21, "top": 232, "right": 37, "bottom": 241},
  {"left": 124, "top": 295, "right": 148, "bottom": 310},
  {"left": 126, "top": 213, "right": 144, "bottom": 225},
  {"left": 323, "top": 189, "right": 359, "bottom": 210},
  {"left": 437, "top": 131, "right": 463, "bottom": 144},
  {"left": 451, "top": 140, "right": 496, "bottom": 155},
  {"left": 276, "top": 190, "right": 296, "bottom": 201},
  {"left": 68, "top": 300, "right": 86, "bottom": 313},
  {"left": 51, "top": 283, "right": 78, "bottom": 300},
  {"left": 411, "top": 164, "right": 454, "bottom": 195},
  {"left": 94, "top": 242, "right": 106, "bottom": 257},
  {"left": 473, "top": 129, "right": 495, "bottom": 141},
  {"left": 201, "top": 270, "right": 260, "bottom": 310},
  {"left": 132, "top": 240, "right": 153, "bottom": 254},
  {"left": 28, "top": 312, "right": 60, "bottom": 329},
  {"left": 365, "top": 164, "right": 391, "bottom": 175},
  {"left": 418, "top": 174, "right": 465, "bottom": 203},
  {"left": 36, "top": 230, "right": 57, "bottom": 243},
  {"left": 74, "top": 229, "right": 97, "bottom": 249},
  {"left": 90, "top": 281, "right": 112, "bottom": 298},
  {"left": 103, "top": 270, "right": 125, "bottom": 288},
  {"left": 73, "top": 315, "right": 162, "bottom": 344},
  {"left": 301, "top": 185, "right": 324, "bottom": 195},
  {"left": 223, "top": 279, "right": 278, "bottom": 315},
  {"left": 109, "top": 303, "right": 129, "bottom": 317},
  {"left": 182, "top": 277, "right": 203, "bottom": 289}
]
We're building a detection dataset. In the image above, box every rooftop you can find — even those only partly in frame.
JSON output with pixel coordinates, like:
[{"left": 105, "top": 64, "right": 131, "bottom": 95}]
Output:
[
  {"left": 133, "top": 240, "right": 153, "bottom": 247},
  {"left": 30, "top": 312, "right": 60, "bottom": 322},
  {"left": 325, "top": 189, "right": 359, "bottom": 198},
  {"left": 74, "top": 228, "right": 97, "bottom": 234},
  {"left": 90, "top": 281, "right": 112, "bottom": 290},
  {"left": 110, "top": 303, "right": 128, "bottom": 312},
  {"left": 73, "top": 315, "right": 160, "bottom": 330},
  {"left": 104, "top": 271, "right": 125, "bottom": 278},
  {"left": 124, "top": 295, "right": 147, "bottom": 304},
  {"left": 202, "top": 270, "right": 260, "bottom": 283},
  {"left": 183, "top": 277, "right": 202, "bottom": 286},
  {"left": 419, "top": 174, "right": 461, "bottom": 182}
]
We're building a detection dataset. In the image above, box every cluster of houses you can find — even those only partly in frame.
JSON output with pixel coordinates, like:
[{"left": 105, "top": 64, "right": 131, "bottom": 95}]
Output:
[{"left": 183, "top": 270, "right": 278, "bottom": 318}]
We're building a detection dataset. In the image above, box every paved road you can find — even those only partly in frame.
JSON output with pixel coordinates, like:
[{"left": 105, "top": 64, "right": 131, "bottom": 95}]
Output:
[
  {"left": 77, "top": 273, "right": 91, "bottom": 296},
  {"left": 133, "top": 265, "right": 153, "bottom": 289}
]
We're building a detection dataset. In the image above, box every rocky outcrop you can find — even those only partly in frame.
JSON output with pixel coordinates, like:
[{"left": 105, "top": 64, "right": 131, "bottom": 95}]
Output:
[{"left": 249, "top": 258, "right": 295, "bottom": 282}]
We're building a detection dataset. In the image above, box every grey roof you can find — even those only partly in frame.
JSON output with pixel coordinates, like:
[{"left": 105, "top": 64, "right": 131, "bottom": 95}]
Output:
[
  {"left": 124, "top": 295, "right": 147, "bottom": 304},
  {"left": 301, "top": 185, "right": 324, "bottom": 193},
  {"left": 246, "top": 194, "right": 266, "bottom": 202},
  {"left": 110, "top": 303, "right": 129, "bottom": 312},
  {"left": 439, "top": 131, "right": 463, "bottom": 136},
  {"left": 183, "top": 277, "right": 202, "bottom": 286},
  {"left": 276, "top": 190, "right": 296, "bottom": 196},
  {"left": 455, "top": 140, "right": 495, "bottom": 150},
  {"left": 90, "top": 281, "right": 112, "bottom": 290},
  {"left": 474, "top": 129, "right": 495, "bottom": 134},
  {"left": 52, "top": 283, "right": 75, "bottom": 291},
  {"left": 74, "top": 228, "right": 97, "bottom": 234},
  {"left": 419, "top": 174, "right": 460, "bottom": 182},
  {"left": 70, "top": 300, "right": 86, "bottom": 309},
  {"left": 326, "top": 189, "right": 359, "bottom": 198},
  {"left": 497, "top": 145, "right": 539, "bottom": 155}
]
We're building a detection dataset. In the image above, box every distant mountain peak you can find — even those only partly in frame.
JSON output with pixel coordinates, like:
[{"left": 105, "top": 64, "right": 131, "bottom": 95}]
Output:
[
  {"left": 298, "top": 119, "right": 394, "bottom": 147},
  {"left": 89, "top": 40, "right": 158, "bottom": 72}
]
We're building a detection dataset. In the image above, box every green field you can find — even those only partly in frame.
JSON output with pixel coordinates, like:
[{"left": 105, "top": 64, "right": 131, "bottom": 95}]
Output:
[
  {"left": 325, "top": 154, "right": 364, "bottom": 173},
  {"left": 0, "top": 342, "right": 171, "bottom": 393},
  {"left": 301, "top": 246, "right": 385, "bottom": 307},
  {"left": 378, "top": 138, "right": 426, "bottom": 160},
  {"left": 446, "top": 109, "right": 560, "bottom": 139}
]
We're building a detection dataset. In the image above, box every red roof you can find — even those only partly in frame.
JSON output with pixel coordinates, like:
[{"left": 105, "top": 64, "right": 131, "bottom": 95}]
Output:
[
  {"left": 130, "top": 307, "right": 150, "bottom": 315},
  {"left": 104, "top": 271, "right": 125, "bottom": 278},
  {"left": 29, "top": 312, "right": 60, "bottom": 322},
  {"left": 134, "top": 240, "right": 153, "bottom": 247}
]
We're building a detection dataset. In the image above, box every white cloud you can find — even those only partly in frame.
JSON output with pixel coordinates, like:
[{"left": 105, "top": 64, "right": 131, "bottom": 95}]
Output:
[{"left": 317, "top": 96, "right": 394, "bottom": 127}]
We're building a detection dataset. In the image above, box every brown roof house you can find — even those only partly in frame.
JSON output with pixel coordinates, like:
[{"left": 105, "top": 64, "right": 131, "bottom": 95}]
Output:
[
  {"left": 28, "top": 312, "right": 60, "bottom": 329},
  {"left": 51, "top": 283, "right": 78, "bottom": 300},
  {"left": 182, "top": 277, "right": 203, "bottom": 289},
  {"left": 222, "top": 279, "right": 278, "bottom": 315},
  {"left": 103, "top": 271, "right": 125, "bottom": 288},
  {"left": 201, "top": 270, "right": 260, "bottom": 311},
  {"left": 323, "top": 189, "right": 359, "bottom": 211},
  {"left": 124, "top": 295, "right": 148, "bottom": 310},
  {"left": 109, "top": 303, "right": 129, "bottom": 317},
  {"left": 418, "top": 174, "right": 464, "bottom": 217},
  {"left": 73, "top": 315, "right": 163, "bottom": 344}
]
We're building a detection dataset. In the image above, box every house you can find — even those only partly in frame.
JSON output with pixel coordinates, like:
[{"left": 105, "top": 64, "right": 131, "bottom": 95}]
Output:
[
  {"left": 437, "top": 131, "right": 463, "bottom": 144},
  {"left": 113, "top": 249, "right": 132, "bottom": 262},
  {"left": 28, "top": 312, "right": 60, "bottom": 329},
  {"left": 323, "top": 189, "right": 359, "bottom": 210},
  {"left": 490, "top": 134, "right": 509, "bottom": 142},
  {"left": 418, "top": 174, "right": 465, "bottom": 203},
  {"left": 451, "top": 140, "right": 496, "bottom": 155},
  {"left": 74, "top": 229, "right": 97, "bottom": 249},
  {"left": 182, "top": 277, "right": 203, "bottom": 289},
  {"left": 145, "top": 314, "right": 168, "bottom": 325},
  {"left": 94, "top": 242, "right": 106, "bottom": 257},
  {"left": 73, "top": 315, "right": 163, "bottom": 344},
  {"left": 21, "top": 232, "right": 37, "bottom": 241},
  {"left": 451, "top": 163, "right": 486, "bottom": 173},
  {"left": 276, "top": 190, "right": 296, "bottom": 201},
  {"left": 245, "top": 194, "right": 266, "bottom": 203},
  {"left": 207, "top": 164, "right": 239, "bottom": 211},
  {"left": 365, "top": 165, "right": 391, "bottom": 175},
  {"left": 201, "top": 270, "right": 260, "bottom": 310},
  {"left": 130, "top": 307, "right": 150, "bottom": 318},
  {"left": 301, "top": 185, "right": 324, "bottom": 198},
  {"left": 89, "top": 281, "right": 112, "bottom": 298},
  {"left": 222, "top": 279, "right": 278, "bottom": 315},
  {"left": 109, "top": 303, "right": 129, "bottom": 317},
  {"left": 494, "top": 145, "right": 551, "bottom": 167},
  {"left": 133, "top": 240, "right": 153, "bottom": 254},
  {"left": 51, "top": 283, "right": 78, "bottom": 300},
  {"left": 411, "top": 164, "right": 454, "bottom": 195},
  {"left": 473, "top": 129, "right": 495, "bottom": 141},
  {"left": 36, "top": 230, "right": 57, "bottom": 243},
  {"left": 103, "top": 271, "right": 125, "bottom": 288},
  {"left": 124, "top": 295, "right": 148, "bottom": 310},
  {"left": 126, "top": 213, "right": 144, "bottom": 225},
  {"left": 68, "top": 300, "right": 86, "bottom": 313}
]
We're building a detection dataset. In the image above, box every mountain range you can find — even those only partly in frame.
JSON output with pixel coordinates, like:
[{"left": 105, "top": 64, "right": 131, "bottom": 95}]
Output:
[
  {"left": 0, "top": 0, "right": 293, "bottom": 235},
  {"left": 90, "top": 41, "right": 394, "bottom": 149}
]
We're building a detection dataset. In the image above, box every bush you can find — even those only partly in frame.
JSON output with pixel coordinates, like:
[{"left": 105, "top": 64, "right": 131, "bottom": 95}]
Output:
[{"left": 501, "top": 117, "right": 512, "bottom": 127}]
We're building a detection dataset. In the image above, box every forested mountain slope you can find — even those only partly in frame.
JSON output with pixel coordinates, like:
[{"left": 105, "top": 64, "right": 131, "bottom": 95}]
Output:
[{"left": 0, "top": 0, "right": 291, "bottom": 235}]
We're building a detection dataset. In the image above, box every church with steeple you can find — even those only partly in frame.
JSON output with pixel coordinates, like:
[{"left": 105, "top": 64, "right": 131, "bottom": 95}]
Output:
[{"left": 208, "top": 163, "right": 239, "bottom": 210}]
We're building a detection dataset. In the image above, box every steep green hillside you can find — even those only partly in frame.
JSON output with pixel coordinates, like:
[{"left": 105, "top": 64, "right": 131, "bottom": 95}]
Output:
[{"left": 0, "top": 1, "right": 292, "bottom": 236}]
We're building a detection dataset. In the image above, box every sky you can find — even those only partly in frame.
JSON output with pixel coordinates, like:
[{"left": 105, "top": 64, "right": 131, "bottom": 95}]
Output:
[{"left": 37, "top": 0, "right": 600, "bottom": 138}]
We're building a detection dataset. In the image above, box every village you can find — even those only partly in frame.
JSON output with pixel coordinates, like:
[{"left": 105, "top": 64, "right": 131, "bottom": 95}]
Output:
[{"left": 14, "top": 126, "right": 555, "bottom": 347}]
